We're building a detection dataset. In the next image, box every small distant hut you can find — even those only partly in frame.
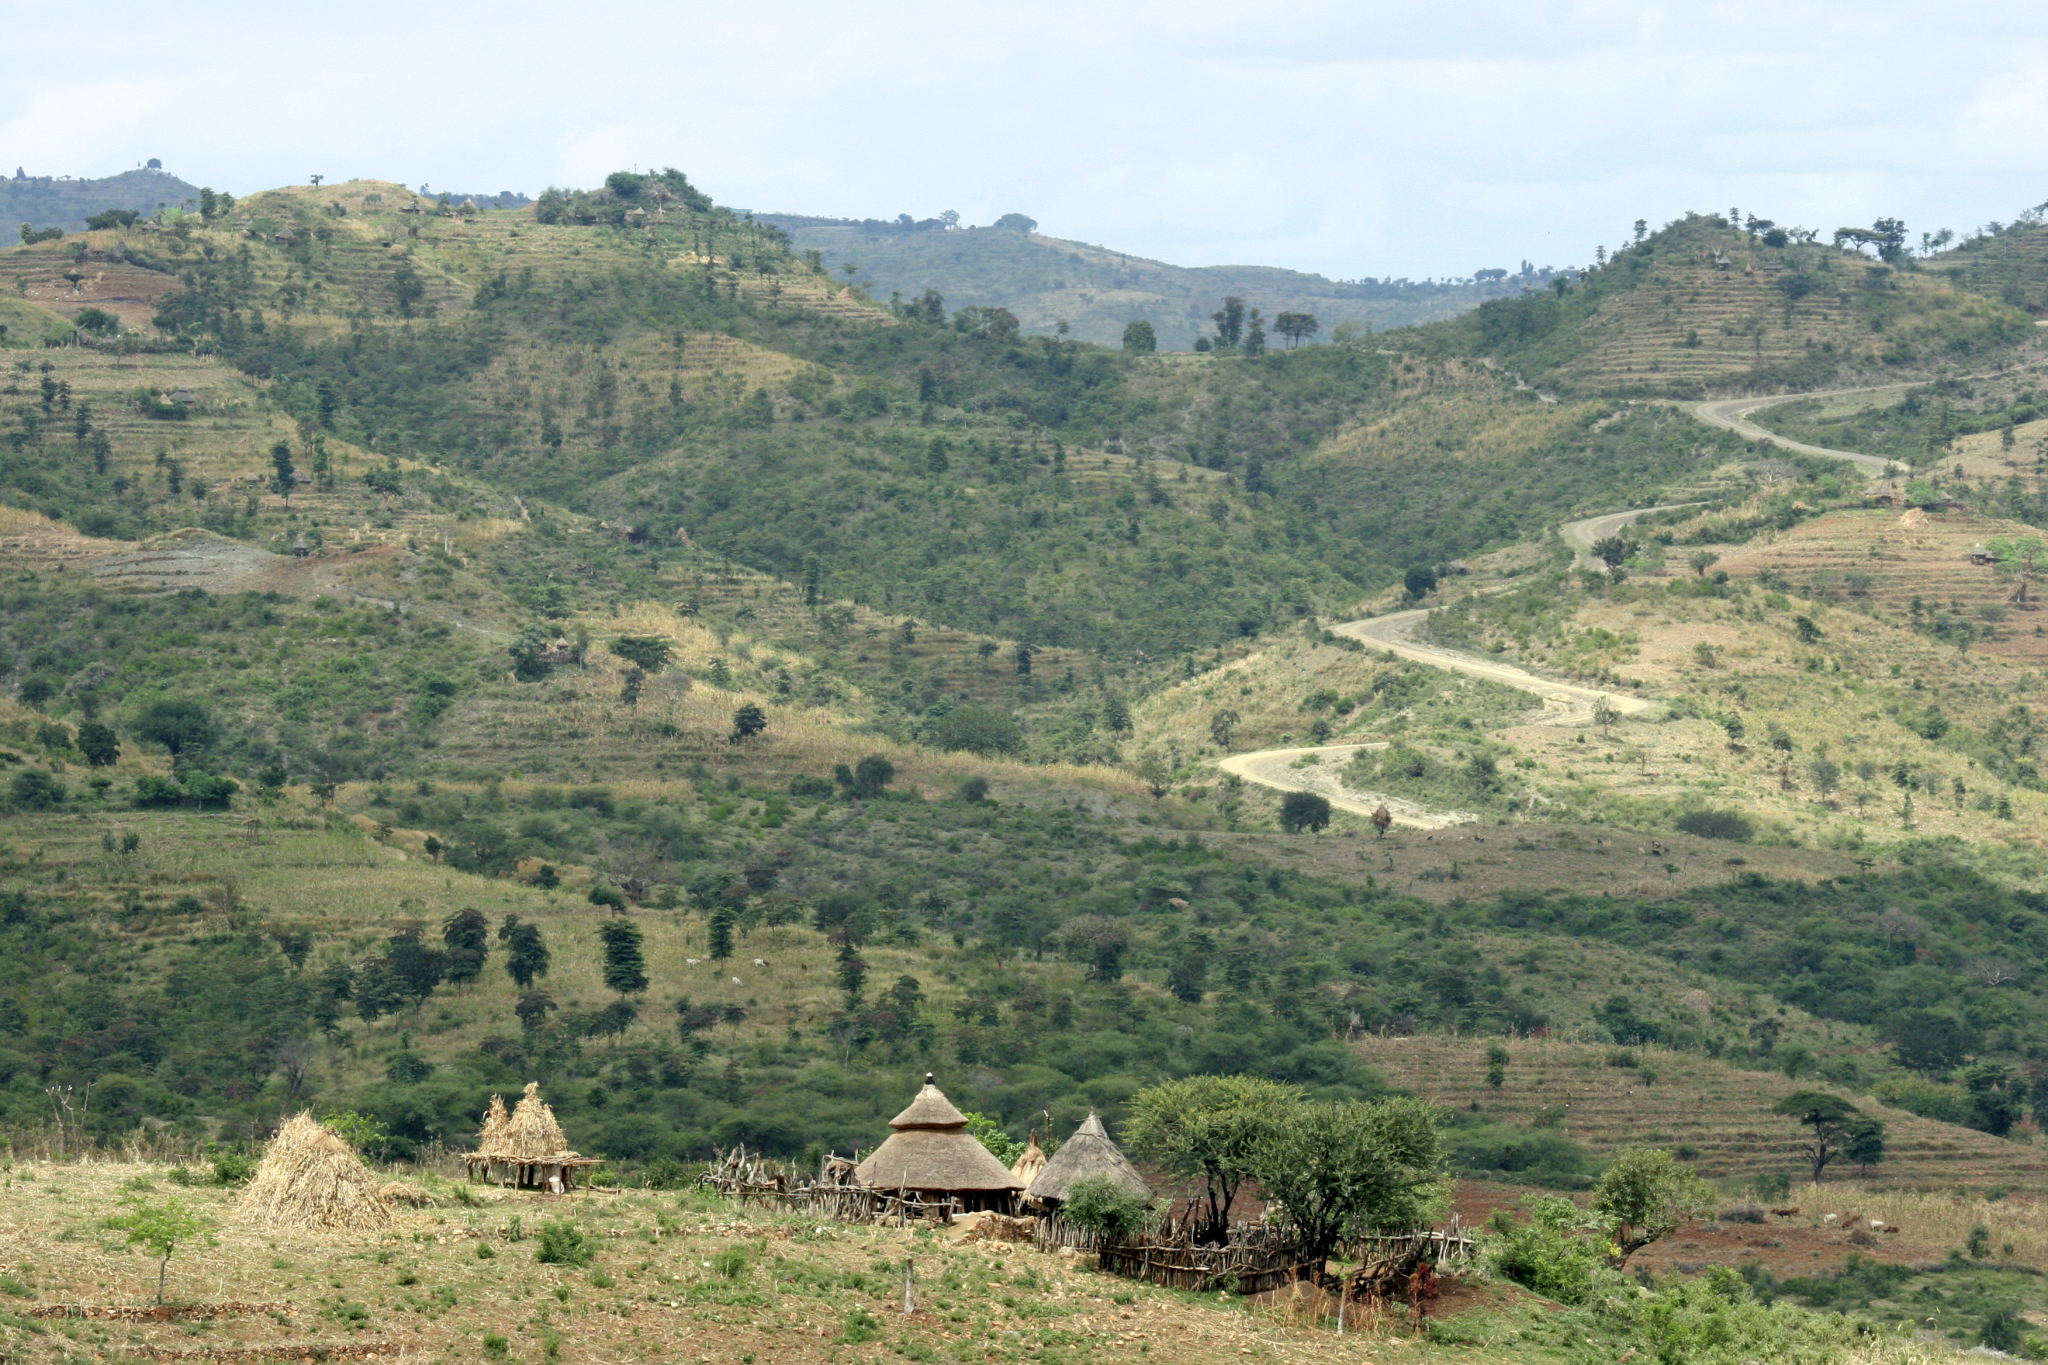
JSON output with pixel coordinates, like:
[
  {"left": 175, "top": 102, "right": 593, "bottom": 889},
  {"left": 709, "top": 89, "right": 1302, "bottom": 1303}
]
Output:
[
  {"left": 1009, "top": 1133, "right": 1048, "bottom": 1189},
  {"left": 1972, "top": 542, "right": 1995, "bottom": 566},
  {"left": 854, "top": 1074, "right": 1025, "bottom": 1213},
  {"left": 467, "top": 1082, "right": 603, "bottom": 1193},
  {"left": 236, "top": 1112, "right": 392, "bottom": 1231},
  {"left": 1026, "top": 1111, "right": 1152, "bottom": 1212}
]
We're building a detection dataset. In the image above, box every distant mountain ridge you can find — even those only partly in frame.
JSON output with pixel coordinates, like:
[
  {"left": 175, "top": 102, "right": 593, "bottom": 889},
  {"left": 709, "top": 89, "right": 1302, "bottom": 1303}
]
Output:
[
  {"left": 3, "top": 165, "right": 204, "bottom": 232},
  {"left": 755, "top": 212, "right": 1551, "bottom": 348}
]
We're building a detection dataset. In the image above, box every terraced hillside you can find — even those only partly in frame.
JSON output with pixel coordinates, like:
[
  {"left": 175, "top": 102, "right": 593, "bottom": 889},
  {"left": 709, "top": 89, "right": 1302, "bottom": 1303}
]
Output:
[
  {"left": 1430, "top": 214, "right": 2038, "bottom": 397},
  {"left": 1926, "top": 218, "right": 2048, "bottom": 317},
  {"left": 1358, "top": 1034, "right": 2048, "bottom": 1188}
]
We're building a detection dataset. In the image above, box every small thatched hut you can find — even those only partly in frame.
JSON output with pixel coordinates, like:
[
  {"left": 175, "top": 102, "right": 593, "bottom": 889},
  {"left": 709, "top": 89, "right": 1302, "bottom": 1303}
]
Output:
[
  {"left": 1026, "top": 1111, "right": 1151, "bottom": 1211},
  {"left": 466, "top": 1082, "right": 602, "bottom": 1193},
  {"left": 854, "top": 1075, "right": 1025, "bottom": 1214},
  {"left": 1009, "top": 1133, "right": 1048, "bottom": 1189},
  {"left": 236, "top": 1112, "right": 392, "bottom": 1231}
]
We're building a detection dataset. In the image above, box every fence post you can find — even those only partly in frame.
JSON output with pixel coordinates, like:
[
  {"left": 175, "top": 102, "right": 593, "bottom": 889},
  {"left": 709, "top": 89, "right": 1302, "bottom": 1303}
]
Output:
[{"left": 902, "top": 1258, "right": 915, "bottom": 1315}]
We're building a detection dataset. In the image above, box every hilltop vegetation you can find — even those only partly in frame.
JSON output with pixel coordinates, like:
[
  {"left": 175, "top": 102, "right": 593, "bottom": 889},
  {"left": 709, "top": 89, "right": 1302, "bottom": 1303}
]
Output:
[
  {"left": 1, "top": 164, "right": 204, "bottom": 233},
  {"left": 762, "top": 212, "right": 1539, "bottom": 347}
]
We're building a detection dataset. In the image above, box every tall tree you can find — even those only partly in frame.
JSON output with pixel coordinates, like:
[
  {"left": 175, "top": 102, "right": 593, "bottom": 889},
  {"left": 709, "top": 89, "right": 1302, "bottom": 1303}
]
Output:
[
  {"left": 1125, "top": 1075, "right": 1302, "bottom": 1240},
  {"left": 597, "top": 919, "right": 649, "bottom": 997},
  {"left": 1248, "top": 1097, "right": 1449, "bottom": 1275},
  {"left": 1273, "top": 311, "right": 1319, "bottom": 347},
  {"left": 500, "top": 915, "right": 551, "bottom": 988},
  {"left": 1211, "top": 296, "right": 1246, "bottom": 349},
  {"left": 1121, "top": 320, "right": 1157, "bottom": 354},
  {"left": 1772, "top": 1091, "right": 1866, "bottom": 1182},
  {"left": 441, "top": 908, "right": 490, "bottom": 985}
]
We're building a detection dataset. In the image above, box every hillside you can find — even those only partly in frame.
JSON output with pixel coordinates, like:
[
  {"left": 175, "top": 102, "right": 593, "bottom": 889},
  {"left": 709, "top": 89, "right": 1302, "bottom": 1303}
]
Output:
[
  {"left": 1423, "top": 213, "right": 2039, "bottom": 397},
  {"left": 1924, "top": 211, "right": 2048, "bottom": 317},
  {"left": 762, "top": 214, "right": 1533, "bottom": 347},
  {"left": 10, "top": 167, "right": 2048, "bottom": 1310},
  {"left": 1, "top": 165, "right": 205, "bottom": 233}
]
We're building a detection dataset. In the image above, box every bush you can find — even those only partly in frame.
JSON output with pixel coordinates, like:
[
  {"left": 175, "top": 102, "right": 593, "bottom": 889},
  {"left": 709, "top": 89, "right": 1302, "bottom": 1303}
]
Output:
[
  {"left": 1482, "top": 1194, "right": 1607, "bottom": 1305},
  {"left": 210, "top": 1149, "right": 258, "bottom": 1186},
  {"left": 931, "top": 705, "right": 1023, "bottom": 756},
  {"left": 710, "top": 1247, "right": 748, "bottom": 1279},
  {"left": 534, "top": 1219, "right": 593, "bottom": 1267},
  {"left": 9, "top": 770, "right": 66, "bottom": 810},
  {"left": 1059, "top": 1175, "right": 1156, "bottom": 1244},
  {"left": 788, "top": 774, "right": 835, "bottom": 799},
  {"left": 1675, "top": 809, "right": 1753, "bottom": 841}
]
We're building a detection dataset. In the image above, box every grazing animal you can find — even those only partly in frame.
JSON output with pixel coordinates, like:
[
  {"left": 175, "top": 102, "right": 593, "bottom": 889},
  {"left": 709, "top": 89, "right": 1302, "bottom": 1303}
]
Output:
[
  {"left": 731, "top": 977, "right": 742, "bottom": 986},
  {"left": 752, "top": 958, "right": 768, "bottom": 968},
  {"left": 686, "top": 957, "right": 702, "bottom": 966},
  {"left": 1771, "top": 1207, "right": 1800, "bottom": 1217},
  {"left": 1883, "top": 1225, "right": 1900, "bottom": 1235}
]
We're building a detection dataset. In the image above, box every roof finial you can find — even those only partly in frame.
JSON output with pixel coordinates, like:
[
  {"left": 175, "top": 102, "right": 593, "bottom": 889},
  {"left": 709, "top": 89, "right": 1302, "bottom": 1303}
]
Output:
[{"left": 925, "top": 1072, "right": 935, "bottom": 1085}]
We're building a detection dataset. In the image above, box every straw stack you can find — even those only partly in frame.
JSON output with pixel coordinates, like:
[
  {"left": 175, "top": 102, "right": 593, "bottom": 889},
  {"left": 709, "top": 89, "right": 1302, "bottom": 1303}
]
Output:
[
  {"left": 475, "top": 1094, "right": 511, "bottom": 1158},
  {"left": 1009, "top": 1133, "right": 1048, "bottom": 1189},
  {"left": 236, "top": 1113, "right": 392, "bottom": 1231},
  {"left": 502, "top": 1082, "right": 571, "bottom": 1159}
]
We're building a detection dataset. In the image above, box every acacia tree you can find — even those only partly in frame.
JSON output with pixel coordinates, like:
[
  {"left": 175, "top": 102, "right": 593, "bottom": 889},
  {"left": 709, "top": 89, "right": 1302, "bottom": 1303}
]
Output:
[
  {"left": 1124, "top": 1075, "right": 1302, "bottom": 1240},
  {"left": 1248, "top": 1097, "right": 1449, "bottom": 1276},
  {"left": 731, "top": 703, "right": 768, "bottom": 743},
  {"left": 1773, "top": 1090, "right": 1867, "bottom": 1182},
  {"left": 1273, "top": 311, "right": 1320, "bottom": 347},
  {"left": 1589, "top": 1146, "right": 1714, "bottom": 1265},
  {"left": 1279, "top": 791, "right": 1331, "bottom": 834}
]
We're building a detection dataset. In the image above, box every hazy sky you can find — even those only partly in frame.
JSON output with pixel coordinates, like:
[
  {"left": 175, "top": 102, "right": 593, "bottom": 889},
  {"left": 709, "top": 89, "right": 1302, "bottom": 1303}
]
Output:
[{"left": 3, "top": 0, "right": 2042, "bottom": 281}]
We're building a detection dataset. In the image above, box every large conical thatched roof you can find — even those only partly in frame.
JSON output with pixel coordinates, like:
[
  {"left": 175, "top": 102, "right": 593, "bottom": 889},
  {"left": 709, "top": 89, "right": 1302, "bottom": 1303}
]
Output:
[
  {"left": 500, "top": 1082, "right": 573, "bottom": 1160},
  {"left": 1009, "top": 1133, "right": 1048, "bottom": 1188},
  {"left": 1027, "top": 1111, "right": 1151, "bottom": 1205},
  {"left": 475, "top": 1094, "right": 511, "bottom": 1158},
  {"left": 236, "top": 1112, "right": 392, "bottom": 1231},
  {"left": 854, "top": 1076, "right": 1023, "bottom": 1194}
]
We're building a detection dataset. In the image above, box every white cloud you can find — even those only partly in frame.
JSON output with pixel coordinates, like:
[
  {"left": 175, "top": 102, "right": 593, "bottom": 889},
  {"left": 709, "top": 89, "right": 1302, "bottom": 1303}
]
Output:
[{"left": 1, "top": 0, "right": 2041, "bottom": 279}]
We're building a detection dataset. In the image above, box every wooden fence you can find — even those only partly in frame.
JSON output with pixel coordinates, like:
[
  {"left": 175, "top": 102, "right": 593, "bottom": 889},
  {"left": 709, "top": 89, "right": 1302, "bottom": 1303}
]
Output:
[
  {"left": 698, "top": 1146, "right": 961, "bottom": 1227},
  {"left": 1038, "top": 1208, "right": 1476, "bottom": 1297}
]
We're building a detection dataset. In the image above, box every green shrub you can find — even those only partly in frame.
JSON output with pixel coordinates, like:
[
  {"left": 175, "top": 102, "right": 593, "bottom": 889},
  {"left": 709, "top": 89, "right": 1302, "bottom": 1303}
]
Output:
[
  {"left": 1059, "top": 1175, "right": 1157, "bottom": 1244},
  {"left": 588, "top": 1267, "right": 616, "bottom": 1288},
  {"left": 1481, "top": 1194, "right": 1607, "bottom": 1305},
  {"left": 210, "top": 1149, "right": 257, "bottom": 1186},
  {"left": 534, "top": 1220, "right": 593, "bottom": 1267},
  {"left": 836, "top": 1307, "right": 883, "bottom": 1345},
  {"left": 482, "top": 1333, "right": 509, "bottom": 1359},
  {"left": 710, "top": 1246, "right": 749, "bottom": 1280},
  {"left": 1675, "top": 809, "right": 1752, "bottom": 841}
]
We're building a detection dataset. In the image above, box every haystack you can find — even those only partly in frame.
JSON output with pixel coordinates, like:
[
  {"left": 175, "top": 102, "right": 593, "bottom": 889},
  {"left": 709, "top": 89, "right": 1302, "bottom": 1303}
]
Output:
[
  {"left": 236, "top": 1112, "right": 392, "bottom": 1231},
  {"left": 1009, "top": 1133, "right": 1048, "bottom": 1188},
  {"left": 475, "top": 1093, "right": 510, "bottom": 1157},
  {"left": 379, "top": 1181, "right": 438, "bottom": 1208},
  {"left": 854, "top": 1074, "right": 1024, "bottom": 1213},
  {"left": 502, "top": 1081, "right": 569, "bottom": 1159},
  {"left": 1026, "top": 1110, "right": 1151, "bottom": 1209},
  {"left": 466, "top": 1082, "right": 601, "bottom": 1192}
]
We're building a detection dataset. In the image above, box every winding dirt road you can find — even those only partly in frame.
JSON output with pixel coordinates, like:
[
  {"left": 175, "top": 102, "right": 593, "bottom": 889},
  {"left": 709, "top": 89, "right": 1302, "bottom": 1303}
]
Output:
[
  {"left": 1690, "top": 388, "right": 1911, "bottom": 482},
  {"left": 1217, "top": 381, "right": 1915, "bottom": 823}
]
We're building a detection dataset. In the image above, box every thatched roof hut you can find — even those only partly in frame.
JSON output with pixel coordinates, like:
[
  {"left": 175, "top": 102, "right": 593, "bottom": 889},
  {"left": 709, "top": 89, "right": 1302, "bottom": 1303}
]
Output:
[
  {"left": 236, "top": 1112, "right": 392, "bottom": 1231},
  {"left": 1009, "top": 1133, "right": 1048, "bottom": 1188},
  {"left": 854, "top": 1075, "right": 1024, "bottom": 1213},
  {"left": 467, "top": 1083, "right": 600, "bottom": 1193},
  {"left": 1026, "top": 1111, "right": 1151, "bottom": 1209}
]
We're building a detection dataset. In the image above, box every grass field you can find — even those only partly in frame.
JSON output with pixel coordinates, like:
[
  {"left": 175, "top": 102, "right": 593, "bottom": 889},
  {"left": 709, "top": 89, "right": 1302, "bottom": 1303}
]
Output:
[{"left": 0, "top": 1159, "right": 1975, "bottom": 1365}]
